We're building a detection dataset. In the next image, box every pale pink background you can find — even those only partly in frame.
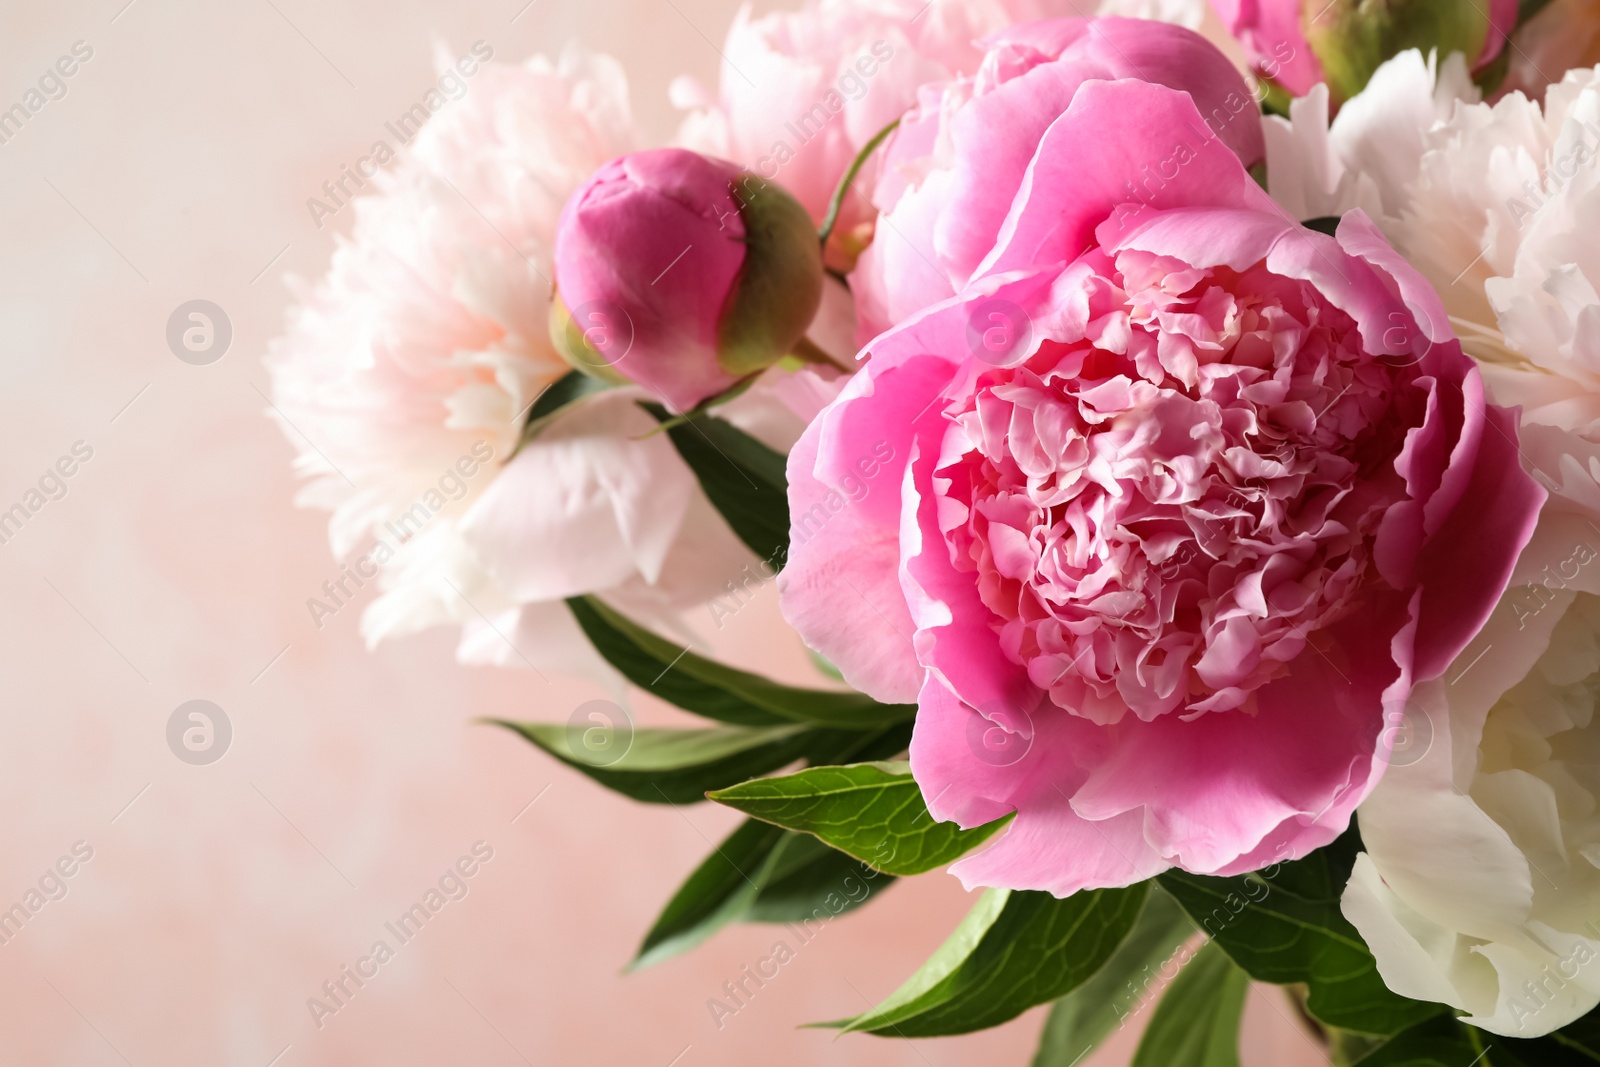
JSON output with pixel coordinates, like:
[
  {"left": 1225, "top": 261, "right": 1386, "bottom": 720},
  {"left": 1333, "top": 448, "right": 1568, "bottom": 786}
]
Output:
[{"left": 0, "top": 1, "right": 1328, "bottom": 1063}]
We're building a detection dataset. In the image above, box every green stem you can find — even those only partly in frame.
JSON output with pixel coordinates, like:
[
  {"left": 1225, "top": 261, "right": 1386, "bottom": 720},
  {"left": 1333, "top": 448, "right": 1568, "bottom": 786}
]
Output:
[
  {"left": 630, "top": 378, "right": 757, "bottom": 438},
  {"left": 791, "top": 336, "right": 852, "bottom": 373},
  {"left": 817, "top": 117, "right": 901, "bottom": 246}
]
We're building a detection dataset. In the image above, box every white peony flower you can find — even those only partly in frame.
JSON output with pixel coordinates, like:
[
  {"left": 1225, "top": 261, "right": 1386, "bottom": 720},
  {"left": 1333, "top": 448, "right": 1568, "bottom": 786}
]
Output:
[
  {"left": 1343, "top": 425, "right": 1600, "bottom": 1035},
  {"left": 1262, "top": 49, "right": 1477, "bottom": 237},
  {"left": 267, "top": 44, "right": 833, "bottom": 678},
  {"left": 1270, "top": 50, "right": 1600, "bottom": 1035},
  {"left": 1263, "top": 50, "right": 1600, "bottom": 385},
  {"left": 1479, "top": 71, "right": 1600, "bottom": 430}
]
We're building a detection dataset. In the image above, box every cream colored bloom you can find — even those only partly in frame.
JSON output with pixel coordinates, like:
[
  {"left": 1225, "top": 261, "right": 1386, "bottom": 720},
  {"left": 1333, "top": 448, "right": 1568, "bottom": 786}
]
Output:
[
  {"left": 268, "top": 45, "right": 831, "bottom": 677},
  {"left": 1265, "top": 51, "right": 1600, "bottom": 394},
  {"left": 1343, "top": 436, "right": 1600, "bottom": 1033},
  {"left": 1267, "top": 50, "right": 1600, "bottom": 1035}
]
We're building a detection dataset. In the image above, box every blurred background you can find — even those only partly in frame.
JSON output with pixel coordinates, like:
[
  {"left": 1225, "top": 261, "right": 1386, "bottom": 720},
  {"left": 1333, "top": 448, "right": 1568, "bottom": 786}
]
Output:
[{"left": 0, "top": 1, "right": 1326, "bottom": 1063}]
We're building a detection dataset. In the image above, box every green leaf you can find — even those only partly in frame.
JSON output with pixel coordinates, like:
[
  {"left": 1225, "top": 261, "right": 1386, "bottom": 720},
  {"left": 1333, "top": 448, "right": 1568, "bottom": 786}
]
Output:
[
  {"left": 1032, "top": 888, "right": 1197, "bottom": 1066},
  {"left": 491, "top": 700, "right": 909, "bottom": 807},
  {"left": 633, "top": 818, "right": 788, "bottom": 969},
  {"left": 510, "top": 370, "right": 613, "bottom": 457},
  {"left": 640, "top": 402, "right": 789, "bottom": 564},
  {"left": 568, "top": 596, "right": 916, "bottom": 730},
  {"left": 1352, "top": 1008, "right": 1600, "bottom": 1067},
  {"left": 829, "top": 887, "right": 1010, "bottom": 1031},
  {"left": 1156, "top": 830, "right": 1448, "bottom": 1035},
  {"left": 826, "top": 883, "right": 1149, "bottom": 1037},
  {"left": 632, "top": 820, "right": 894, "bottom": 970},
  {"left": 1130, "top": 940, "right": 1249, "bottom": 1067},
  {"left": 746, "top": 831, "right": 893, "bottom": 923},
  {"left": 1550, "top": 1005, "right": 1600, "bottom": 1061},
  {"left": 488, "top": 719, "right": 818, "bottom": 804},
  {"left": 567, "top": 596, "right": 782, "bottom": 726},
  {"left": 1348, "top": 1016, "right": 1484, "bottom": 1067},
  {"left": 808, "top": 724, "right": 915, "bottom": 766},
  {"left": 708, "top": 761, "right": 1010, "bottom": 876}
]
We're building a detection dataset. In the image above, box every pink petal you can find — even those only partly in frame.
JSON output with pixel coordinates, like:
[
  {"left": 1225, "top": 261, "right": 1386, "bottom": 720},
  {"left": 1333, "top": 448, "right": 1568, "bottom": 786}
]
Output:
[{"left": 979, "top": 80, "right": 1274, "bottom": 284}]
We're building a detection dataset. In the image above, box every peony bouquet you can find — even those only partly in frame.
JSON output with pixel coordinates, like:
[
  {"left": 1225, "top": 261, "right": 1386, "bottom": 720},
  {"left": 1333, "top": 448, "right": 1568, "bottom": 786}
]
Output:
[{"left": 270, "top": 0, "right": 1600, "bottom": 1061}]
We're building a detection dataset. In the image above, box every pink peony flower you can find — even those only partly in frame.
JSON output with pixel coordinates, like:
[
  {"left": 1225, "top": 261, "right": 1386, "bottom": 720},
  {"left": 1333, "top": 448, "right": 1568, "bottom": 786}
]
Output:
[
  {"left": 778, "top": 76, "right": 1545, "bottom": 895},
  {"left": 550, "top": 148, "right": 823, "bottom": 413},
  {"left": 671, "top": 0, "right": 1090, "bottom": 269},
  {"left": 1209, "top": 0, "right": 1517, "bottom": 102},
  {"left": 851, "top": 17, "right": 1266, "bottom": 344}
]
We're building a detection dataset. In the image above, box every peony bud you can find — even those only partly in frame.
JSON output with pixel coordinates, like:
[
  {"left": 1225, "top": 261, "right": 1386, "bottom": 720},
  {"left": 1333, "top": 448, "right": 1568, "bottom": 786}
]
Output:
[
  {"left": 1211, "top": 0, "right": 1518, "bottom": 104},
  {"left": 550, "top": 147, "right": 823, "bottom": 412}
]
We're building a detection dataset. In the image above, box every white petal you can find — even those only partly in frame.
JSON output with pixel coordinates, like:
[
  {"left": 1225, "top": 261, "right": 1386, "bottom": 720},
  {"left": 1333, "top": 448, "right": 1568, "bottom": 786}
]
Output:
[
  {"left": 459, "top": 391, "right": 696, "bottom": 600},
  {"left": 1342, "top": 853, "right": 1483, "bottom": 1012}
]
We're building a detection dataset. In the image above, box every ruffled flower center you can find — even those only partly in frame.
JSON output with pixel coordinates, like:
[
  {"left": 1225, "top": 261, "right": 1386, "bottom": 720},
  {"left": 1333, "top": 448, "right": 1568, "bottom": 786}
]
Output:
[{"left": 934, "top": 248, "right": 1417, "bottom": 723}]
